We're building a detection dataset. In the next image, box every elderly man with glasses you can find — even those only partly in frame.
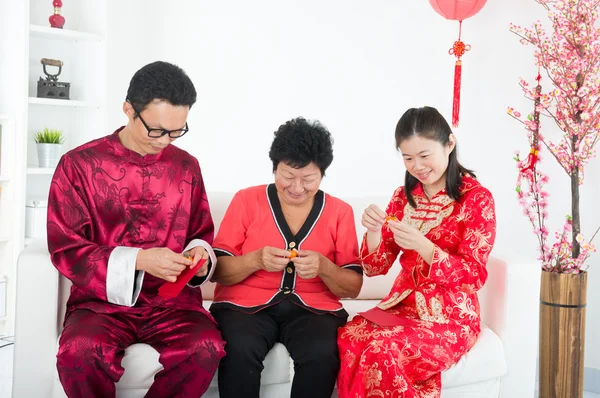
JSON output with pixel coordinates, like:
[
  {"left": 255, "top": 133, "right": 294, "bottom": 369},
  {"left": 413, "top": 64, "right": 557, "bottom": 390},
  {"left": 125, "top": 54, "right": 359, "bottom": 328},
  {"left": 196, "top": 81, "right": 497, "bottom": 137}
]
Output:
[{"left": 47, "top": 61, "right": 225, "bottom": 398}]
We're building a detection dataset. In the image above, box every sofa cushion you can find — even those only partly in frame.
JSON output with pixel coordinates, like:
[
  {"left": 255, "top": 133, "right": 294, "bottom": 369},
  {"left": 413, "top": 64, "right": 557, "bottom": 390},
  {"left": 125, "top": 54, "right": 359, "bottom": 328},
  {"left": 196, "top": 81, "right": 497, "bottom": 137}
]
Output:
[
  {"left": 442, "top": 327, "right": 507, "bottom": 388},
  {"left": 342, "top": 300, "right": 507, "bottom": 389},
  {"left": 118, "top": 343, "right": 162, "bottom": 389}
]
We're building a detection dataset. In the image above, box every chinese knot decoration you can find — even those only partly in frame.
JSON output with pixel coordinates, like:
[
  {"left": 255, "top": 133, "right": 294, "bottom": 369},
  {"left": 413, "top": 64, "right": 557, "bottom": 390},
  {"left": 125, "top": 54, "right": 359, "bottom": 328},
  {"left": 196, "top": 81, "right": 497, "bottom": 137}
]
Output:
[
  {"left": 428, "top": 0, "right": 488, "bottom": 127},
  {"left": 519, "top": 71, "right": 543, "bottom": 174},
  {"left": 49, "top": 0, "right": 65, "bottom": 29}
]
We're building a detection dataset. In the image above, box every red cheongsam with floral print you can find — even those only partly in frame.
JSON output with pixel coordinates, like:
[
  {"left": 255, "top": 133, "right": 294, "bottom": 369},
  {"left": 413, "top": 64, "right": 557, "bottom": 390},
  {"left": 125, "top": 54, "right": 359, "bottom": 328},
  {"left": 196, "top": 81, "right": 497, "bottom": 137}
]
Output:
[{"left": 337, "top": 175, "right": 496, "bottom": 398}]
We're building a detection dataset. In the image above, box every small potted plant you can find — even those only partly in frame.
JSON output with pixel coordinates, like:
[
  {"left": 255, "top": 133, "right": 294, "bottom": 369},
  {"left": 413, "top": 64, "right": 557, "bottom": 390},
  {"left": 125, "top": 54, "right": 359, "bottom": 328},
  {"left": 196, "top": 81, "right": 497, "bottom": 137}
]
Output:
[{"left": 34, "top": 127, "right": 64, "bottom": 168}]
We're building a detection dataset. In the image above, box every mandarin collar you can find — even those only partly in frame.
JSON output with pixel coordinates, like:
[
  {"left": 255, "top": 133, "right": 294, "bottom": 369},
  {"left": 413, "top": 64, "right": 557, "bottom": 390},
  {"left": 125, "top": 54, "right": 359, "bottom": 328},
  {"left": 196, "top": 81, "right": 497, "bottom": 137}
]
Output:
[
  {"left": 412, "top": 183, "right": 447, "bottom": 200},
  {"left": 107, "top": 127, "right": 166, "bottom": 166},
  {"left": 411, "top": 174, "right": 481, "bottom": 199}
]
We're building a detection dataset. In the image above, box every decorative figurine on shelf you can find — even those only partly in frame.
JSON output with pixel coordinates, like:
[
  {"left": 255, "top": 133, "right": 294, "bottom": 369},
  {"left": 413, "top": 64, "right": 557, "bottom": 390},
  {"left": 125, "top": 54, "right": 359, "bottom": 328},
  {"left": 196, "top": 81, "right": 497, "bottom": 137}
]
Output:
[
  {"left": 49, "top": 0, "right": 65, "bottom": 29},
  {"left": 37, "top": 58, "right": 71, "bottom": 100}
]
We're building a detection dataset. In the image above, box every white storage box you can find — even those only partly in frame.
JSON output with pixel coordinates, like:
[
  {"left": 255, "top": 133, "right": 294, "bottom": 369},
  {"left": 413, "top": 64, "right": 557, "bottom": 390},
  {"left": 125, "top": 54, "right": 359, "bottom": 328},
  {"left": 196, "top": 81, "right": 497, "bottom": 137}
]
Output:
[{"left": 25, "top": 198, "right": 48, "bottom": 238}]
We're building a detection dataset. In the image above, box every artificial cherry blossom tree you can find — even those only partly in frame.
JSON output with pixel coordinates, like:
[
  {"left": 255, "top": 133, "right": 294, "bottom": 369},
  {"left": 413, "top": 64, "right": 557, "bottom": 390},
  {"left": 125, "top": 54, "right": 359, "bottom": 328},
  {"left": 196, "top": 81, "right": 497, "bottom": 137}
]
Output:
[{"left": 508, "top": 0, "right": 600, "bottom": 273}]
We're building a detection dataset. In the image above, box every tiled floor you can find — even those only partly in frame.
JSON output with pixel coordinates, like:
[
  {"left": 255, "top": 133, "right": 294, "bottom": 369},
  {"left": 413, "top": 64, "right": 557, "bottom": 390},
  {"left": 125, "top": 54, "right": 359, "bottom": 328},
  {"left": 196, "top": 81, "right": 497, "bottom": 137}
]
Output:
[{"left": 0, "top": 341, "right": 599, "bottom": 398}]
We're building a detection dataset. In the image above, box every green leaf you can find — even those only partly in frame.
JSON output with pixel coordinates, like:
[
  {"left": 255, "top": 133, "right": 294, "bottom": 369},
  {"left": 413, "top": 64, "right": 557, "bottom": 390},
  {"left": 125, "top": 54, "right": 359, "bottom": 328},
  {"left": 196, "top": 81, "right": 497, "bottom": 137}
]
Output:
[{"left": 34, "top": 127, "right": 64, "bottom": 144}]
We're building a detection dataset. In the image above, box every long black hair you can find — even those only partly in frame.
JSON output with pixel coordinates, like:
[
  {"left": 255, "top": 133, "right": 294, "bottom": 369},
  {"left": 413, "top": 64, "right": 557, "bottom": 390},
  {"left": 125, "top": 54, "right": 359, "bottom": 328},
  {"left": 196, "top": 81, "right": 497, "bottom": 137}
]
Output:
[{"left": 395, "top": 106, "right": 474, "bottom": 208}]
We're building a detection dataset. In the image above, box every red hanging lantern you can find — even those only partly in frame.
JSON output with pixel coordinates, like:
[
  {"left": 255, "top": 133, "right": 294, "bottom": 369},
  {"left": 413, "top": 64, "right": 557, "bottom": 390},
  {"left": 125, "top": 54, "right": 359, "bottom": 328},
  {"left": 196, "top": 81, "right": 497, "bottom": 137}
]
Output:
[{"left": 428, "top": 0, "right": 487, "bottom": 127}]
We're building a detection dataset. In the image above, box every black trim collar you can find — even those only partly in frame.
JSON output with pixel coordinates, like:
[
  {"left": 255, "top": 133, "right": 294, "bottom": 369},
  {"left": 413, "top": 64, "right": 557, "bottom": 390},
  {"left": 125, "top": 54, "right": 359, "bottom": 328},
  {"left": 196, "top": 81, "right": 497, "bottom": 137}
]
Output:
[{"left": 267, "top": 184, "right": 325, "bottom": 294}]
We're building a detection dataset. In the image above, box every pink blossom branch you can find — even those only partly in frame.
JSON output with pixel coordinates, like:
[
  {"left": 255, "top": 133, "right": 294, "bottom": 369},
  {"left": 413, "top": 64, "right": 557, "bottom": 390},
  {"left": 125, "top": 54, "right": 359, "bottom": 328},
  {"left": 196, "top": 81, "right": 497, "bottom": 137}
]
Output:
[
  {"left": 589, "top": 224, "right": 600, "bottom": 244},
  {"left": 510, "top": 0, "right": 600, "bottom": 271}
]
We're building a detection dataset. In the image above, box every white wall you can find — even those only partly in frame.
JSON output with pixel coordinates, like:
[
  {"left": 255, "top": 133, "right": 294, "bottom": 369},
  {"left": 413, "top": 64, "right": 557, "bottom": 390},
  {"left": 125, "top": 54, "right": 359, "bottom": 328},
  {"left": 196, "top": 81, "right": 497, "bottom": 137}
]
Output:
[{"left": 104, "top": 0, "right": 600, "bottom": 369}]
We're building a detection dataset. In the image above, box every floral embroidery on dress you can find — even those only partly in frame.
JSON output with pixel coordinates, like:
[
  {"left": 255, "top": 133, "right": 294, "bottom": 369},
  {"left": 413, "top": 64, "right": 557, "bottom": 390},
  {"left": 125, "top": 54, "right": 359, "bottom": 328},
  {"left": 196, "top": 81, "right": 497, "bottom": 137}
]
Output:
[
  {"left": 363, "top": 363, "right": 383, "bottom": 391},
  {"left": 415, "top": 292, "right": 448, "bottom": 324},
  {"left": 448, "top": 292, "right": 479, "bottom": 322},
  {"left": 377, "top": 289, "right": 413, "bottom": 311},
  {"left": 340, "top": 176, "right": 496, "bottom": 398}
]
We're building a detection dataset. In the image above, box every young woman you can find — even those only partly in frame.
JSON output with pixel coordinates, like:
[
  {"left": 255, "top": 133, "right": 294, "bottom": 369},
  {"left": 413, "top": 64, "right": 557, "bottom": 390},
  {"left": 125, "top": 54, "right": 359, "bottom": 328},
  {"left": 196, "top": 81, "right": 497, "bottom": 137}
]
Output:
[{"left": 337, "top": 106, "right": 497, "bottom": 397}]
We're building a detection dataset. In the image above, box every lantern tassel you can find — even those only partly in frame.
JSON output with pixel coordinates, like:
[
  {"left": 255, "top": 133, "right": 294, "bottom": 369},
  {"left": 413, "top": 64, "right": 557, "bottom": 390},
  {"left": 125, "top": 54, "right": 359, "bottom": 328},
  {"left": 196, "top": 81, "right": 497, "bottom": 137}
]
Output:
[
  {"left": 452, "top": 60, "right": 462, "bottom": 128},
  {"left": 448, "top": 21, "right": 470, "bottom": 128}
]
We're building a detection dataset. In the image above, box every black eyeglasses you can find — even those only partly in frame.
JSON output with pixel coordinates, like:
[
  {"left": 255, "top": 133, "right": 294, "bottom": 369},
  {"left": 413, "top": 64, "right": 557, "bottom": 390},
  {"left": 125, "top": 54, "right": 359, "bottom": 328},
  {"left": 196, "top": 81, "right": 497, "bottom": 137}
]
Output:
[{"left": 129, "top": 101, "right": 189, "bottom": 139}]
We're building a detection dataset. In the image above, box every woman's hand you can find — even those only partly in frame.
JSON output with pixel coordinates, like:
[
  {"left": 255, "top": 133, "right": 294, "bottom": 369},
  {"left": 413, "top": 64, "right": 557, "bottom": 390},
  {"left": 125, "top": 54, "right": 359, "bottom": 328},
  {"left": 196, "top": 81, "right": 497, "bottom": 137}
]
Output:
[
  {"left": 361, "top": 204, "right": 387, "bottom": 233},
  {"left": 292, "top": 250, "right": 323, "bottom": 279},
  {"left": 256, "top": 246, "right": 290, "bottom": 272},
  {"left": 136, "top": 248, "right": 194, "bottom": 282},
  {"left": 362, "top": 204, "right": 387, "bottom": 253},
  {"left": 184, "top": 246, "right": 210, "bottom": 277},
  {"left": 387, "top": 220, "right": 434, "bottom": 262}
]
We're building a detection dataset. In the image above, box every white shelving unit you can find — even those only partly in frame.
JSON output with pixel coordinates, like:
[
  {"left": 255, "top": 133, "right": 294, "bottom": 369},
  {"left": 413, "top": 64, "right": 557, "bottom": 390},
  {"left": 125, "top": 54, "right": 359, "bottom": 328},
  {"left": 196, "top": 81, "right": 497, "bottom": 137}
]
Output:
[
  {"left": 29, "top": 24, "right": 104, "bottom": 42},
  {"left": 28, "top": 97, "right": 101, "bottom": 108},
  {"left": 0, "top": 0, "right": 107, "bottom": 337},
  {"left": 0, "top": 0, "right": 29, "bottom": 338},
  {"left": 25, "top": 0, "right": 107, "bottom": 240},
  {"left": 26, "top": 167, "right": 55, "bottom": 175},
  {"left": 0, "top": 113, "right": 23, "bottom": 337}
]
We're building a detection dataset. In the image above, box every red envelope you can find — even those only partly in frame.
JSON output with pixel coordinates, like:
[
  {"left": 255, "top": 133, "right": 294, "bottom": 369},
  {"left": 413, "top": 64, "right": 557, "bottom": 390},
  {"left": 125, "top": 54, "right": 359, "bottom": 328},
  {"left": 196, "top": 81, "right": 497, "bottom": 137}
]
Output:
[{"left": 158, "top": 258, "right": 207, "bottom": 299}]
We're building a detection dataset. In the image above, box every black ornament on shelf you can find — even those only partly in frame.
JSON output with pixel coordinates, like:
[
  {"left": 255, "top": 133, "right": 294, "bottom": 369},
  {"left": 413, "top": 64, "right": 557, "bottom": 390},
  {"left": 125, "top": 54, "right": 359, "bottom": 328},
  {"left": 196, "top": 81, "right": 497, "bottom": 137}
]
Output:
[{"left": 37, "top": 58, "right": 70, "bottom": 100}]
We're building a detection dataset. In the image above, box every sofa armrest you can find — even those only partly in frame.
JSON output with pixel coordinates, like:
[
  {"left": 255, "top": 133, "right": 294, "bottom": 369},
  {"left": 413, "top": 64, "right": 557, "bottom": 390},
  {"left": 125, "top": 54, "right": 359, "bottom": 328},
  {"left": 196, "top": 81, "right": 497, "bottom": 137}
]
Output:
[
  {"left": 499, "top": 261, "right": 540, "bottom": 398},
  {"left": 478, "top": 257, "right": 508, "bottom": 337},
  {"left": 13, "top": 240, "right": 60, "bottom": 398}
]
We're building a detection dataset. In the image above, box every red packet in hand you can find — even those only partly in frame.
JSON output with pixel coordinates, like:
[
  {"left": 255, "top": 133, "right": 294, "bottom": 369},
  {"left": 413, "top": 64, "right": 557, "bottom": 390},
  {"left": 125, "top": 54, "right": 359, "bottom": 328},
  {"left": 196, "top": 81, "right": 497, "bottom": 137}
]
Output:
[{"left": 158, "top": 257, "right": 207, "bottom": 299}]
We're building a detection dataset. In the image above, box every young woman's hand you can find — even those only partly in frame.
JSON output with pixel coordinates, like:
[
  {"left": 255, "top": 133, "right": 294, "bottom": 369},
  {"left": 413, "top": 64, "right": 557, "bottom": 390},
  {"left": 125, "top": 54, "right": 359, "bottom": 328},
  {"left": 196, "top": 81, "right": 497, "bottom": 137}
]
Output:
[
  {"left": 362, "top": 204, "right": 387, "bottom": 253},
  {"left": 387, "top": 220, "right": 434, "bottom": 262},
  {"left": 361, "top": 204, "right": 387, "bottom": 233}
]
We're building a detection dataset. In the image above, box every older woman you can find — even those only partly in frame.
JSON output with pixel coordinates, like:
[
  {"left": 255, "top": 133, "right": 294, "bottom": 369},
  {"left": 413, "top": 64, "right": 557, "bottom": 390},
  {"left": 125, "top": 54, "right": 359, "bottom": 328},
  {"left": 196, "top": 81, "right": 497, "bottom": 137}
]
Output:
[{"left": 210, "top": 117, "right": 363, "bottom": 398}]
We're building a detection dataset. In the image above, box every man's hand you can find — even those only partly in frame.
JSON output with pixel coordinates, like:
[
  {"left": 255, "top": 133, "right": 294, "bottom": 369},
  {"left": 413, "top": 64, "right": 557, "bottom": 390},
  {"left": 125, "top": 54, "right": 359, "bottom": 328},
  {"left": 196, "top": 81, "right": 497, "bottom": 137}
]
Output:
[
  {"left": 256, "top": 246, "right": 290, "bottom": 272},
  {"left": 292, "top": 250, "right": 324, "bottom": 279},
  {"left": 136, "top": 248, "right": 193, "bottom": 282},
  {"left": 184, "top": 246, "right": 210, "bottom": 277}
]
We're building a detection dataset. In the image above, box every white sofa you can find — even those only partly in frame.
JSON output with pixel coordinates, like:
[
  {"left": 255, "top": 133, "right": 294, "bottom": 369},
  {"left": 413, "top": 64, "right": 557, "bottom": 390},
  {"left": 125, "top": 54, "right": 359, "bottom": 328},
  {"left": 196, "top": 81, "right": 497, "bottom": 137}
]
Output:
[{"left": 12, "top": 192, "right": 540, "bottom": 398}]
